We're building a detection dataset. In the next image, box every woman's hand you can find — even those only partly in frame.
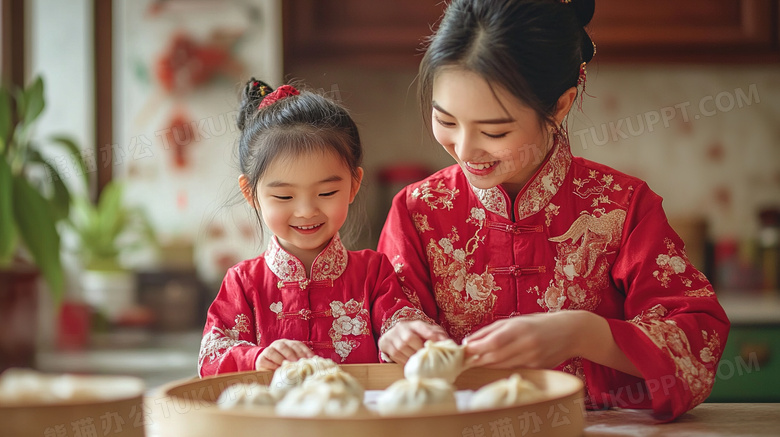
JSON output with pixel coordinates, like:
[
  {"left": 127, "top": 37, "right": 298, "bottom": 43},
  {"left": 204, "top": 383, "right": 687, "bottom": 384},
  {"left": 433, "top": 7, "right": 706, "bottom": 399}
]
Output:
[
  {"left": 255, "top": 339, "right": 314, "bottom": 370},
  {"left": 379, "top": 320, "right": 449, "bottom": 364},
  {"left": 463, "top": 311, "right": 582, "bottom": 369}
]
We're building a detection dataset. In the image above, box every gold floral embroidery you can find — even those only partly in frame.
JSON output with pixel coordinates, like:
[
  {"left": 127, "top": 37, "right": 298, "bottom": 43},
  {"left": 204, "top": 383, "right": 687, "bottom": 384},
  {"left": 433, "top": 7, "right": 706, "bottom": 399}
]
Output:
[
  {"left": 328, "top": 299, "right": 370, "bottom": 362},
  {"left": 545, "top": 203, "right": 560, "bottom": 227},
  {"left": 402, "top": 284, "right": 422, "bottom": 310},
  {"left": 198, "top": 314, "right": 254, "bottom": 375},
  {"left": 693, "top": 270, "right": 708, "bottom": 282},
  {"left": 427, "top": 208, "right": 500, "bottom": 342},
  {"left": 516, "top": 133, "right": 571, "bottom": 221},
  {"left": 381, "top": 306, "right": 436, "bottom": 335},
  {"left": 699, "top": 330, "right": 721, "bottom": 364},
  {"left": 412, "top": 180, "right": 459, "bottom": 211},
  {"left": 573, "top": 169, "right": 625, "bottom": 209},
  {"left": 412, "top": 212, "right": 433, "bottom": 233},
  {"left": 471, "top": 185, "right": 509, "bottom": 219},
  {"left": 630, "top": 304, "right": 715, "bottom": 407},
  {"left": 685, "top": 287, "right": 715, "bottom": 298},
  {"left": 264, "top": 233, "right": 348, "bottom": 284},
  {"left": 653, "top": 238, "right": 691, "bottom": 288},
  {"left": 390, "top": 256, "right": 423, "bottom": 310},
  {"left": 535, "top": 209, "right": 626, "bottom": 312},
  {"left": 561, "top": 357, "right": 593, "bottom": 408},
  {"left": 391, "top": 255, "right": 405, "bottom": 281}
]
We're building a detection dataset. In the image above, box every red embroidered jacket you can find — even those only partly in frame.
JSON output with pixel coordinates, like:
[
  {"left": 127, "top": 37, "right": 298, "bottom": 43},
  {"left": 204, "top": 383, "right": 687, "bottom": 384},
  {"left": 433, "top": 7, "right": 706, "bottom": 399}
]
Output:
[
  {"left": 199, "top": 234, "right": 431, "bottom": 377},
  {"left": 377, "top": 136, "right": 730, "bottom": 420}
]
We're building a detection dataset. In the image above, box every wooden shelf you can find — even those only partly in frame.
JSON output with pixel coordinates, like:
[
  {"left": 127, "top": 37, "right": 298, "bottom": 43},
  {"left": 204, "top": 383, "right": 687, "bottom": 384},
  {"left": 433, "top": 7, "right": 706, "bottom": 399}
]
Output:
[
  {"left": 590, "top": 0, "right": 780, "bottom": 63},
  {"left": 282, "top": 0, "right": 780, "bottom": 71}
]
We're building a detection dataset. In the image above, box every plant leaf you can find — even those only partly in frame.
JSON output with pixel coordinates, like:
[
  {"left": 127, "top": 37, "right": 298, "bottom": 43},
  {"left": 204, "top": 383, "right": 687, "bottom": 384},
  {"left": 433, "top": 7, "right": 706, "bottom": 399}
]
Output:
[
  {"left": 45, "top": 161, "right": 71, "bottom": 221},
  {"left": 69, "top": 194, "right": 100, "bottom": 260},
  {"left": 50, "top": 136, "right": 89, "bottom": 189},
  {"left": 13, "top": 85, "right": 27, "bottom": 125},
  {"left": 98, "top": 181, "right": 124, "bottom": 244},
  {"left": 12, "top": 176, "right": 64, "bottom": 302},
  {"left": 25, "top": 148, "right": 71, "bottom": 220},
  {"left": 0, "top": 87, "right": 11, "bottom": 149},
  {"left": 23, "top": 76, "right": 45, "bottom": 126},
  {"left": 0, "top": 158, "right": 17, "bottom": 263}
]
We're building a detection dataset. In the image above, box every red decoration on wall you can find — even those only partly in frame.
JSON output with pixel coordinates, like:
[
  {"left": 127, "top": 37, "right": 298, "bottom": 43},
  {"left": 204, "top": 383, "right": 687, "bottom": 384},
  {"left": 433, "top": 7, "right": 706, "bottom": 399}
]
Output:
[
  {"left": 706, "top": 141, "right": 725, "bottom": 163},
  {"left": 713, "top": 185, "right": 732, "bottom": 210},
  {"left": 155, "top": 32, "right": 243, "bottom": 94},
  {"left": 164, "top": 110, "right": 195, "bottom": 169},
  {"left": 177, "top": 189, "right": 188, "bottom": 211}
]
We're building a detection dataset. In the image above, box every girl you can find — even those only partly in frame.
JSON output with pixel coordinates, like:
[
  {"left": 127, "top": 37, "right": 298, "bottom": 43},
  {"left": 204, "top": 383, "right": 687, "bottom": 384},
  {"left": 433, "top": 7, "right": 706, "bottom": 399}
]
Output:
[
  {"left": 199, "top": 79, "right": 444, "bottom": 377},
  {"left": 377, "top": 0, "right": 729, "bottom": 420}
]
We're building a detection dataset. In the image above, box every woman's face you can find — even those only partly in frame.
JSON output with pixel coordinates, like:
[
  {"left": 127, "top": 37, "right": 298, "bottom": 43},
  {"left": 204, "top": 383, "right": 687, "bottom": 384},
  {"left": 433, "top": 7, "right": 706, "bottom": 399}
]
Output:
[{"left": 431, "top": 68, "right": 552, "bottom": 197}]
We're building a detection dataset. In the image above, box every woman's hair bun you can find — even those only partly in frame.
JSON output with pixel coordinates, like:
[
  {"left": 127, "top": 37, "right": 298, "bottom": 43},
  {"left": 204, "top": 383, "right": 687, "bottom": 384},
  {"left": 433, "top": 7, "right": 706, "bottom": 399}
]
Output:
[
  {"left": 565, "top": 0, "right": 596, "bottom": 63},
  {"left": 569, "top": 0, "right": 595, "bottom": 28},
  {"left": 580, "top": 28, "right": 595, "bottom": 63}
]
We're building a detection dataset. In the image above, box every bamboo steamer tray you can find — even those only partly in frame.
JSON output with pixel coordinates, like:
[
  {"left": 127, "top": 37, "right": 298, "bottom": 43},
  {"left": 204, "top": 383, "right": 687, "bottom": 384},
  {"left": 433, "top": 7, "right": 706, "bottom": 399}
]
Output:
[
  {"left": 157, "top": 364, "right": 584, "bottom": 437},
  {"left": 0, "top": 374, "right": 146, "bottom": 437}
]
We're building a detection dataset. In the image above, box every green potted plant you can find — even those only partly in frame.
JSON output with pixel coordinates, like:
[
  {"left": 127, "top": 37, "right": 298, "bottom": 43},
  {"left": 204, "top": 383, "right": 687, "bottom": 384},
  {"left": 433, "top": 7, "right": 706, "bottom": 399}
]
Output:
[
  {"left": 66, "top": 180, "right": 157, "bottom": 321},
  {"left": 1, "top": 76, "right": 87, "bottom": 370}
]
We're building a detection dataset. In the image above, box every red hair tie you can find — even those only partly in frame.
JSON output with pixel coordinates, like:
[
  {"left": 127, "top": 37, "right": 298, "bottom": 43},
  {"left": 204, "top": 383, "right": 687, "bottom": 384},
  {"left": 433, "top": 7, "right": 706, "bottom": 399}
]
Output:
[{"left": 258, "top": 85, "right": 300, "bottom": 110}]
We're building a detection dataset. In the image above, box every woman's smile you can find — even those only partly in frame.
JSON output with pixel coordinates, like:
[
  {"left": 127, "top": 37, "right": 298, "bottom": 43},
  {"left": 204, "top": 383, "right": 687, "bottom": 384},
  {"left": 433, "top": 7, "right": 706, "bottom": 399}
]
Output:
[{"left": 464, "top": 161, "right": 499, "bottom": 176}]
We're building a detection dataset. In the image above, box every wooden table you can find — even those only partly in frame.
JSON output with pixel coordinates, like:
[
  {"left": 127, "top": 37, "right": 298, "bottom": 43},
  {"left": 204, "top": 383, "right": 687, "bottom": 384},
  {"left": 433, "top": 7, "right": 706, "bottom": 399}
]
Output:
[
  {"left": 144, "top": 402, "right": 779, "bottom": 436},
  {"left": 584, "top": 403, "right": 779, "bottom": 436}
]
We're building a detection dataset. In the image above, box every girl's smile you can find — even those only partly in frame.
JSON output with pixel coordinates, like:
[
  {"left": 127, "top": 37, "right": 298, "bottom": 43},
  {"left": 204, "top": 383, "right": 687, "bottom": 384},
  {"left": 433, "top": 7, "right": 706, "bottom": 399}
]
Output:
[{"left": 291, "top": 223, "right": 324, "bottom": 234}]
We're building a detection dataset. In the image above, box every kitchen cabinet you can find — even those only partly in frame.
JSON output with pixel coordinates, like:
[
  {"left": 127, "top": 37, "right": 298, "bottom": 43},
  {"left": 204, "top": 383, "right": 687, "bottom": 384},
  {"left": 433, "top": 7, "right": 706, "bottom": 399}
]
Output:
[
  {"left": 283, "top": 0, "right": 780, "bottom": 68},
  {"left": 706, "top": 291, "right": 780, "bottom": 402},
  {"left": 282, "top": 0, "right": 445, "bottom": 70},
  {"left": 590, "top": 0, "right": 780, "bottom": 62},
  {"left": 707, "top": 323, "right": 780, "bottom": 402}
]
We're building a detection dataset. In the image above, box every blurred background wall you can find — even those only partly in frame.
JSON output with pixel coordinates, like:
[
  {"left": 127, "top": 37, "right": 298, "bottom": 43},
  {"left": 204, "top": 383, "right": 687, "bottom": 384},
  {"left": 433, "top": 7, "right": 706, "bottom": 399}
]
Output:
[
  {"left": 4, "top": 0, "right": 779, "bottom": 394},
  {"left": 17, "top": 0, "right": 779, "bottom": 290}
]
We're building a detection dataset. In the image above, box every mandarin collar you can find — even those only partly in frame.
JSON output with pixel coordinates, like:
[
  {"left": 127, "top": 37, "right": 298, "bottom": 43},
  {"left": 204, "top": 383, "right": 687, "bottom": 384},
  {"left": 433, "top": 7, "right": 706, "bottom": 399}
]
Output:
[
  {"left": 264, "top": 233, "right": 348, "bottom": 282},
  {"left": 470, "top": 133, "right": 572, "bottom": 221}
]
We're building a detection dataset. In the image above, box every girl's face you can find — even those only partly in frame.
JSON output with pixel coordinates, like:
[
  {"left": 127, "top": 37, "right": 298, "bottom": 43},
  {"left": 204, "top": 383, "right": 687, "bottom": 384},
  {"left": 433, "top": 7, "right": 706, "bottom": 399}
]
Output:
[
  {"left": 245, "top": 149, "right": 362, "bottom": 264},
  {"left": 431, "top": 68, "right": 554, "bottom": 198}
]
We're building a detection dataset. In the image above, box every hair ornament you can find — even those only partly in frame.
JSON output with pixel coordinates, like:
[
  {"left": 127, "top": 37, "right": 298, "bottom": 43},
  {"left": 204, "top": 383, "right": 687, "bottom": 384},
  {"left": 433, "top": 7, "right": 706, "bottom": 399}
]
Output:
[
  {"left": 577, "top": 62, "right": 587, "bottom": 88},
  {"left": 255, "top": 81, "right": 272, "bottom": 97},
  {"left": 257, "top": 84, "right": 300, "bottom": 110},
  {"left": 575, "top": 61, "right": 589, "bottom": 111},
  {"left": 560, "top": 0, "right": 572, "bottom": 3}
]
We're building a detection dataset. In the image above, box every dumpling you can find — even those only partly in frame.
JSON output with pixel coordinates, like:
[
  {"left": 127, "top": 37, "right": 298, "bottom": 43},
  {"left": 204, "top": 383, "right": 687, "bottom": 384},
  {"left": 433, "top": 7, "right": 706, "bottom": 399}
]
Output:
[
  {"left": 275, "top": 380, "right": 365, "bottom": 417},
  {"left": 468, "top": 374, "right": 544, "bottom": 410},
  {"left": 0, "top": 369, "right": 143, "bottom": 405},
  {"left": 216, "top": 383, "right": 276, "bottom": 410},
  {"left": 376, "top": 377, "right": 457, "bottom": 416},
  {"left": 0, "top": 369, "right": 56, "bottom": 404},
  {"left": 404, "top": 339, "right": 465, "bottom": 383},
  {"left": 269, "top": 356, "right": 339, "bottom": 397},
  {"left": 302, "top": 368, "right": 364, "bottom": 399}
]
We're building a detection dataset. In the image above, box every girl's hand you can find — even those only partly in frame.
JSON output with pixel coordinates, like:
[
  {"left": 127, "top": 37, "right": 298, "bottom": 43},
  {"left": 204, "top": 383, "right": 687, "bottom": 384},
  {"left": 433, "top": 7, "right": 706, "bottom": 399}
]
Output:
[
  {"left": 255, "top": 339, "right": 315, "bottom": 370},
  {"left": 463, "top": 311, "right": 581, "bottom": 369},
  {"left": 379, "top": 320, "right": 449, "bottom": 364}
]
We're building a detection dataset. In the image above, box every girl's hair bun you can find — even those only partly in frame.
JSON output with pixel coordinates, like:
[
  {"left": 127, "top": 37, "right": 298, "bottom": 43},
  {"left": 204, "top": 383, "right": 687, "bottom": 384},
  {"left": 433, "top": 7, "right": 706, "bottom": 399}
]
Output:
[{"left": 238, "top": 77, "right": 274, "bottom": 131}]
